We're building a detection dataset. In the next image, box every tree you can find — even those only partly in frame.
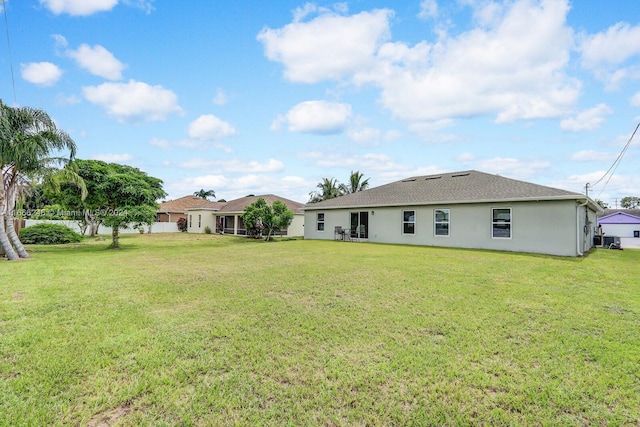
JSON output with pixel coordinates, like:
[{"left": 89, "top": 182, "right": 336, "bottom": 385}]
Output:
[
  {"left": 241, "top": 198, "right": 294, "bottom": 241},
  {"left": 194, "top": 189, "right": 215, "bottom": 200},
  {"left": 308, "top": 177, "right": 342, "bottom": 203},
  {"left": 0, "top": 101, "right": 84, "bottom": 260},
  {"left": 620, "top": 196, "right": 640, "bottom": 209},
  {"left": 51, "top": 160, "right": 166, "bottom": 249},
  {"left": 340, "top": 170, "right": 370, "bottom": 194}
]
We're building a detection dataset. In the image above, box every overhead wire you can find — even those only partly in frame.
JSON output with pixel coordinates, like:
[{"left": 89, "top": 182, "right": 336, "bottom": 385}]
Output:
[{"left": 591, "top": 121, "right": 639, "bottom": 200}]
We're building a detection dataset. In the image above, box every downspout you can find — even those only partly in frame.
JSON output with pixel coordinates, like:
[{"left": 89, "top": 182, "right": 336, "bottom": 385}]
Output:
[{"left": 576, "top": 199, "right": 588, "bottom": 256}]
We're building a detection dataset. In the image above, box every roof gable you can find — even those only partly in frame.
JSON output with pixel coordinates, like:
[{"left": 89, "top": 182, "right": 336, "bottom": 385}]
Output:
[
  {"left": 218, "top": 194, "right": 304, "bottom": 214},
  {"left": 598, "top": 211, "right": 640, "bottom": 224},
  {"left": 305, "top": 170, "right": 588, "bottom": 209},
  {"left": 158, "top": 195, "right": 217, "bottom": 212}
]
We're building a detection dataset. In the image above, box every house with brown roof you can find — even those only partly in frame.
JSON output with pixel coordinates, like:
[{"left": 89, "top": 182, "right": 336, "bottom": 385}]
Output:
[
  {"left": 186, "top": 194, "right": 304, "bottom": 236},
  {"left": 156, "top": 195, "right": 214, "bottom": 223},
  {"left": 303, "top": 170, "right": 602, "bottom": 256}
]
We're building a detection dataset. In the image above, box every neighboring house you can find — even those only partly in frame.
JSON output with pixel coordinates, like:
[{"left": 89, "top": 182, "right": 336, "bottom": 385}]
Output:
[
  {"left": 303, "top": 170, "right": 602, "bottom": 257},
  {"left": 598, "top": 211, "right": 640, "bottom": 238},
  {"left": 186, "top": 194, "right": 305, "bottom": 236},
  {"left": 156, "top": 195, "right": 213, "bottom": 222}
]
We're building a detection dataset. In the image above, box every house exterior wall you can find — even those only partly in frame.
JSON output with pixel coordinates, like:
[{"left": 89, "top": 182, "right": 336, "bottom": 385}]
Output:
[
  {"left": 305, "top": 200, "right": 591, "bottom": 256},
  {"left": 598, "top": 223, "right": 640, "bottom": 238},
  {"left": 187, "top": 211, "right": 304, "bottom": 236},
  {"left": 187, "top": 211, "right": 216, "bottom": 233}
]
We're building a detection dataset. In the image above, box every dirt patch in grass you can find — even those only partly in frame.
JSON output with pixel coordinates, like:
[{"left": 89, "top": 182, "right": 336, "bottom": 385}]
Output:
[{"left": 87, "top": 403, "right": 131, "bottom": 427}]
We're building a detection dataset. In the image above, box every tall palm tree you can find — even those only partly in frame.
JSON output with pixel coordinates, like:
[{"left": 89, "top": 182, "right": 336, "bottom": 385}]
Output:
[
  {"left": 0, "top": 102, "right": 83, "bottom": 260},
  {"left": 340, "top": 170, "right": 370, "bottom": 194},
  {"left": 194, "top": 189, "right": 216, "bottom": 200},
  {"left": 308, "top": 177, "right": 342, "bottom": 203}
]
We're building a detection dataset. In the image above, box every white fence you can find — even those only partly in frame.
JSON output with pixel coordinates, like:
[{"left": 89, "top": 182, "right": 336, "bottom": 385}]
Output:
[{"left": 24, "top": 219, "right": 179, "bottom": 235}]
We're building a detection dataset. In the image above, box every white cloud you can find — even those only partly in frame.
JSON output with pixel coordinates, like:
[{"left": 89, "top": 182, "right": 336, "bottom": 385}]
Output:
[
  {"left": 67, "top": 44, "right": 125, "bottom": 80},
  {"left": 149, "top": 137, "right": 170, "bottom": 149},
  {"left": 631, "top": 91, "right": 640, "bottom": 107},
  {"left": 283, "top": 100, "right": 352, "bottom": 134},
  {"left": 418, "top": 0, "right": 438, "bottom": 20},
  {"left": 179, "top": 158, "right": 284, "bottom": 173},
  {"left": 560, "top": 104, "right": 613, "bottom": 132},
  {"left": 40, "top": 0, "right": 119, "bottom": 16},
  {"left": 91, "top": 153, "right": 133, "bottom": 163},
  {"left": 571, "top": 150, "right": 618, "bottom": 162},
  {"left": 347, "top": 127, "right": 381, "bottom": 145},
  {"left": 212, "top": 89, "right": 228, "bottom": 105},
  {"left": 258, "top": 8, "right": 393, "bottom": 83},
  {"left": 83, "top": 80, "right": 182, "bottom": 122},
  {"left": 372, "top": 0, "right": 579, "bottom": 123},
  {"left": 188, "top": 114, "right": 237, "bottom": 140},
  {"left": 260, "top": 0, "right": 579, "bottom": 125},
  {"left": 458, "top": 155, "right": 550, "bottom": 180},
  {"left": 20, "top": 62, "right": 63, "bottom": 86},
  {"left": 579, "top": 22, "right": 640, "bottom": 86}
]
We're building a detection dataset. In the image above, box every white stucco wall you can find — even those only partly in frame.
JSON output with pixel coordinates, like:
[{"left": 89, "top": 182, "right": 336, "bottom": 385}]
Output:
[
  {"left": 305, "top": 200, "right": 593, "bottom": 256},
  {"left": 598, "top": 223, "right": 640, "bottom": 238}
]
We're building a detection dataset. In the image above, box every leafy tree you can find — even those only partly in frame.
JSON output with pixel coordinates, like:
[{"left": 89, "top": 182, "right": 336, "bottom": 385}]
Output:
[
  {"left": 194, "top": 189, "right": 216, "bottom": 200},
  {"left": 308, "top": 177, "right": 342, "bottom": 203},
  {"left": 595, "top": 199, "right": 609, "bottom": 209},
  {"left": 241, "top": 198, "right": 294, "bottom": 241},
  {"left": 0, "top": 101, "right": 84, "bottom": 260},
  {"left": 51, "top": 159, "right": 166, "bottom": 249},
  {"left": 340, "top": 170, "right": 370, "bottom": 194},
  {"left": 620, "top": 196, "right": 640, "bottom": 209}
]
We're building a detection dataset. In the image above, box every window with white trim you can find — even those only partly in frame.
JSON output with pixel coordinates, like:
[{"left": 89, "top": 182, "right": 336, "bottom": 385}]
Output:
[
  {"left": 403, "top": 210, "right": 415, "bottom": 234},
  {"left": 492, "top": 208, "right": 511, "bottom": 239},
  {"left": 317, "top": 213, "right": 325, "bottom": 231},
  {"left": 434, "top": 209, "right": 450, "bottom": 236},
  {"left": 198, "top": 214, "right": 201, "bottom": 228}
]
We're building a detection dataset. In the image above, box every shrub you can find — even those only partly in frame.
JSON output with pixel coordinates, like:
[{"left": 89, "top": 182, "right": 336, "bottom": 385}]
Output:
[
  {"left": 19, "top": 223, "right": 83, "bottom": 245},
  {"left": 176, "top": 217, "right": 188, "bottom": 232},
  {"left": 204, "top": 225, "right": 212, "bottom": 234}
]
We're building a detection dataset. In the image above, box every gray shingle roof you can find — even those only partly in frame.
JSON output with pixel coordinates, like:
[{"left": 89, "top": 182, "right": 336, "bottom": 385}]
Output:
[
  {"left": 186, "top": 194, "right": 305, "bottom": 214},
  {"left": 304, "top": 170, "right": 587, "bottom": 210}
]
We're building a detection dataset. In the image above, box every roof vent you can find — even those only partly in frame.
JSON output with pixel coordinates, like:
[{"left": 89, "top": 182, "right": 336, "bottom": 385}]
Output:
[
  {"left": 451, "top": 173, "right": 470, "bottom": 178},
  {"left": 425, "top": 176, "right": 442, "bottom": 180},
  {"left": 402, "top": 178, "right": 417, "bottom": 182}
]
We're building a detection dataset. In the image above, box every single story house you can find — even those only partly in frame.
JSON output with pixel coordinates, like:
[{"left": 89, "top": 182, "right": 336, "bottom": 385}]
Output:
[
  {"left": 156, "top": 195, "right": 213, "bottom": 222},
  {"left": 303, "top": 170, "right": 603, "bottom": 257},
  {"left": 186, "top": 194, "right": 305, "bottom": 236},
  {"left": 598, "top": 210, "right": 640, "bottom": 238}
]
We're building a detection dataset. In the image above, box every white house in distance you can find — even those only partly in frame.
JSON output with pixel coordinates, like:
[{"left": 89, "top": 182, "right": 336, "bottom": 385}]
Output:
[
  {"left": 186, "top": 194, "right": 305, "bottom": 236},
  {"left": 304, "top": 170, "right": 603, "bottom": 257},
  {"left": 597, "top": 210, "right": 640, "bottom": 238}
]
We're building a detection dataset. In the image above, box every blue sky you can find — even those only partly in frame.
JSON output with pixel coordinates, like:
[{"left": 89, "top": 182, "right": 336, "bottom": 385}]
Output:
[{"left": 1, "top": 0, "right": 639, "bottom": 205}]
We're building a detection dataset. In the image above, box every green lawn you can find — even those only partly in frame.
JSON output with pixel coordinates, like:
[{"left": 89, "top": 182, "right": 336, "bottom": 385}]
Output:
[{"left": 1, "top": 233, "right": 639, "bottom": 426}]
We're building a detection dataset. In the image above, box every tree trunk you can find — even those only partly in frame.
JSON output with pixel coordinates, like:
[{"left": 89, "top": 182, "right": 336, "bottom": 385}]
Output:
[
  {"left": 110, "top": 226, "right": 120, "bottom": 249},
  {"left": 5, "top": 190, "right": 29, "bottom": 258},
  {"left": 0, "top": 214, "right": 19, "bottom": 260}
]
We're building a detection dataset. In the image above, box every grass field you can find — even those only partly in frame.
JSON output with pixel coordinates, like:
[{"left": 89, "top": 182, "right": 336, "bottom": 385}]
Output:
[{"left": 1, "top": 233, "right": 639, "bottom": 426}]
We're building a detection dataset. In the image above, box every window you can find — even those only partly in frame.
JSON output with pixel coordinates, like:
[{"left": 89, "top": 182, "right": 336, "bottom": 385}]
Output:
[
  {"left": 434, "top": 209, "right": 449, "bottom": 236},
  {"left": 198, "top": 214, "right": 201, "bottom": 228},
  {"left": 403, "top": 210, "right": 415, "bottom": 234},
  {"left": 189, "top": 215, "right": 192, "bottom": 228},
  {"left": 317, "top": 213, "right": 325, "bottom": 231},
  {"left": 492, "top": 208, "right": 511, "bottom": 238}
]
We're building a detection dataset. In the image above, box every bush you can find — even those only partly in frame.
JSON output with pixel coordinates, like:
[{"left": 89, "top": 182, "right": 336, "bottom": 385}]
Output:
[
  {"left": 19, "top": 223, "right": 83, "bottom": 244},
  {"left": 204, "top": 225, "right": 212, "bottom": 234},
  {"left": 176, "top": 217, "right": 188, "bottom": 232}
]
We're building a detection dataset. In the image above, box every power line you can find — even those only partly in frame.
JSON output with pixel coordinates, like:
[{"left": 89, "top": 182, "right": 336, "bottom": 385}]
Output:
[
  {"left": 1, "top": 0, "right": 17, "bottom": 105},
  {"left": 590, "top": 121, "right": 639, "bottom": 200}
]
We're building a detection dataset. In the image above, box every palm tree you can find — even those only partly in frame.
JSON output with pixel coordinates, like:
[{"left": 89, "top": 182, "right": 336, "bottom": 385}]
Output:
[
  {"left": 308, "top": 177, "right": 342, "bottom": 203},
  {"left": 340, "top": 170, "right": 370, "bottom": 194},
  {"left": 194, "top": 189, "right": 216, "bottom": 200},
  {"left": 0, "top": 102, "right": 83, "bottom": 260}
]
